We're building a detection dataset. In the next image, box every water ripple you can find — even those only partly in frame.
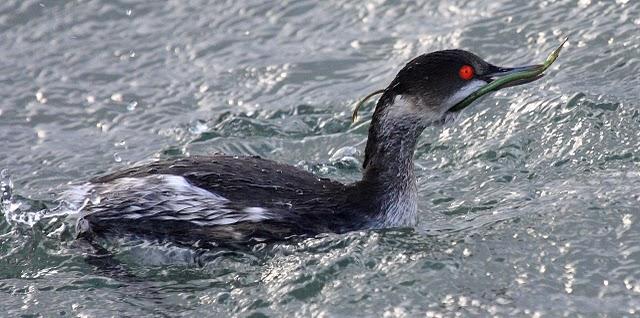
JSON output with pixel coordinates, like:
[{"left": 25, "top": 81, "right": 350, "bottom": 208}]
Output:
[{"left": 1, "top": 0, "right": 639, "bottom": 316}]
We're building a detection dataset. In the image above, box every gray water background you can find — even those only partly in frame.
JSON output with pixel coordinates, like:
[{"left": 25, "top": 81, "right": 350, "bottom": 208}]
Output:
[{"left": 1, "top": 0, "right": 640, "bottom": 316}]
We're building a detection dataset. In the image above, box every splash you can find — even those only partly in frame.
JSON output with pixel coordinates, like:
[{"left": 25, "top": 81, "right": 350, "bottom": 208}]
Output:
[
  {"left": 0, "top": 168, "right": 21, "bottom": 223},
  {"left": 0, "top": 169, "right": 84, "bottom": 228}
]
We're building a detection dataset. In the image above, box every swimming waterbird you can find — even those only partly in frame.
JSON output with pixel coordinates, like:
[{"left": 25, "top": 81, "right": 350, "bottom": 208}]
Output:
[{"left": 71, "top": 40, "right": 565, "bottom": 247}]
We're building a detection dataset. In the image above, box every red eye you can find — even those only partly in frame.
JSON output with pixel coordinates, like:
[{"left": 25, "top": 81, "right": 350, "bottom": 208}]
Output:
[{"left": 459, "top": 65, "right": 474, "bottom": 80}]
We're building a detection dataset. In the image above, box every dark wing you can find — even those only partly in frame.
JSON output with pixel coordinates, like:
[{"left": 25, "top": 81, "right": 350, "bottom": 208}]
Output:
[
  {"left": 79, "top": 155, "right": 353, "bottom": 245},
  {"left": 91, "top": 155, "right": 346, "bottom": 209}
]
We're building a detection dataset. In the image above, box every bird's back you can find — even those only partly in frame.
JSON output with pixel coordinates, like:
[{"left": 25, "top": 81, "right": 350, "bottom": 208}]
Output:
[{"left": 74, "top": 155, "right": 358, "bottom": 246}]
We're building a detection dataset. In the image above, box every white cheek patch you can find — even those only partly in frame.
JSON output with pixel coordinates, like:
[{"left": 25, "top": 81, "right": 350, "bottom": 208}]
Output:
[
  {"left": 443, "top": 79, "right": 487, "bottom": 110},
  {"left": 386, "top": 95, "right": 416, "bottom": 117},
  {"left": 386, "top": 95, "right": 441, "bottom": 123}
]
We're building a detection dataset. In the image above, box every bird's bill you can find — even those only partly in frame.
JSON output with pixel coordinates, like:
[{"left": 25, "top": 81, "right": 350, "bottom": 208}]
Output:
[
  {"left": 483, "top": 64, "right": 545, "bottom": 89},
  {"left": 448, "top": 38, "right": 567, "bottom": 113}
]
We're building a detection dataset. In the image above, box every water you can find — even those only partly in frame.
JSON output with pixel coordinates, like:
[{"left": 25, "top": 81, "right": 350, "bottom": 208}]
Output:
[{"left": 1, "top": 0, "right": 639, "bottom": 316}]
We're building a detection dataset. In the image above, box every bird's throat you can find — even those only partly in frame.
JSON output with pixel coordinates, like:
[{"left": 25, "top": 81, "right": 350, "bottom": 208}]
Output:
[{"left": 359, "top": 95, "right": 428, "bottom": 226}]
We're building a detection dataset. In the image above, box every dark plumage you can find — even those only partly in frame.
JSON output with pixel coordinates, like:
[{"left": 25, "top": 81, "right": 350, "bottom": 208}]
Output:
[
  {"left": 72, "top": 49, "right": 546, "bottom": 247},
  {"left": 82, "top": 156, "right": 365, "bottom": 246}
]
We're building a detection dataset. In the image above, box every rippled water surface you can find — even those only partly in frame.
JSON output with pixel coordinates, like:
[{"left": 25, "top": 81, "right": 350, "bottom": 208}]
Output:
[{"left": 1, "top": 0, "right": 640, "bottom": 316}]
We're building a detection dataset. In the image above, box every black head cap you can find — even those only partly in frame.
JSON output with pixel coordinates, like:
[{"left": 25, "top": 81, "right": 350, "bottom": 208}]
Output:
[
  {"left": 361, "top": 47, "right": 552, "bottom": 169},
  {"left": 386, "top": 50, "right": 504, "bottom": 112},
  {"left": 372, "top": 49, "right": 543, "bottom": 121}
]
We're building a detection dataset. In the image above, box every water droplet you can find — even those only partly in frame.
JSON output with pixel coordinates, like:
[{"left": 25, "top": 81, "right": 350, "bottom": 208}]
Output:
[
  {"left": 0, "top": 169, "right": 13, "bottom": 203},
  {"left": 113, "top": 153, "right": 122, "bottom": 162},
  {"left": 189, "top": 120, "right": 208, "bottom": 134},
  {"left": 96, "top": 121, "right": 110, "bottom": 132},
  {"left": 36, "top": 129, "right": 46, "bottom": 139},
  {"left": 462, "top": 248, "right": 472, "bottom": 257},
  {"left": 89, "top": 190, "right": 101, "bottom": 205},
  {"left": 35, "top": 90, "right": 47, "bottom": 104},
  {"left": 111, "top": 93, "right": 123, "bottom": 103},
  {"left": 127, "top": 100, "right": 138, "bottom": 111}
]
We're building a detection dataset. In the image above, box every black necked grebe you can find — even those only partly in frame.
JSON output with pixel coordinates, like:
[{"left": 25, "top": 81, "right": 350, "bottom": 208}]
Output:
[{"left": 72, "top": 48, "right": 558, "bottom": 247}]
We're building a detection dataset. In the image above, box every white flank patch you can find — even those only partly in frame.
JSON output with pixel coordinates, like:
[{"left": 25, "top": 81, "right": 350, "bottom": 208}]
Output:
[
  {"left": 69, "top": 174, "right": 273, "bottom": 226},
  {"left": 60, "top": 184, "right": 93, "bottom": 211},
  {"left": 161, "top": 175, "right": 224, "bottom": 198},
  {"left": 242, "top": 207, "right": 270, "bottom": 222}
]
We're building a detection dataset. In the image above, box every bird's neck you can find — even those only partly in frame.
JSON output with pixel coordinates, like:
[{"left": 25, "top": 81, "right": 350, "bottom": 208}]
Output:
[{"left": 359, "top": 94, "right": 428, "bottom": 227}]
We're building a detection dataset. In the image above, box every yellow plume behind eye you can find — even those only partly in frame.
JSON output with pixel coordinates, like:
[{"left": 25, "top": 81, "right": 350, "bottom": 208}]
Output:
[{"left": 351, "top": 89, "right": 385, "bottom": 123}]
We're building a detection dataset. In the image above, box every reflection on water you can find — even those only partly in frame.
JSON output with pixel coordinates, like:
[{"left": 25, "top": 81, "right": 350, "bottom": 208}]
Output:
[{"left": 1, "top": 0, "right": 640, "bottom": 316}]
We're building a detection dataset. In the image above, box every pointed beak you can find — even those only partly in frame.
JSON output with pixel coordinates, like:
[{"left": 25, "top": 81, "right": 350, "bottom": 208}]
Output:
[
  {"left": 448, "top": 37, "right": 567, "bottom": 113},
  {"left": 481, "top": 64, "right": 545, "bottom": 89},
  {"left": 447, "top": 63, "right": 548, "bottom": 113}
]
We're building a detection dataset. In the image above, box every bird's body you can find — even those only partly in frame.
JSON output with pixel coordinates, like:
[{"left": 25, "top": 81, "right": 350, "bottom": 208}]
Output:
[
  {"left": 72, "top": 49, "right": 552, "bottom": 247},
  {"left": 76, "top": 155, "right": 366, "bottom": 246}
]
